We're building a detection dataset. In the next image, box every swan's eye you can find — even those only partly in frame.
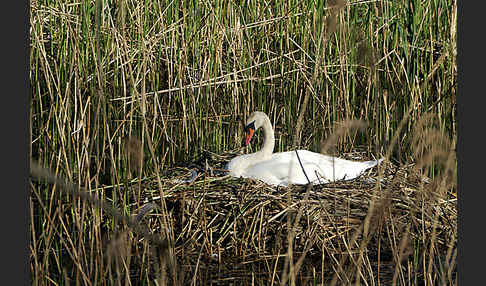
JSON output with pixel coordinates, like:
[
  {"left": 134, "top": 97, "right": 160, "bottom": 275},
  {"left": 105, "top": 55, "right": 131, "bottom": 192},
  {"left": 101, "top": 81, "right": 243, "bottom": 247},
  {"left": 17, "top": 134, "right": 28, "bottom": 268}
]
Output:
[{"left": 244, "top": 121, "right": 255, "bottom": 132}]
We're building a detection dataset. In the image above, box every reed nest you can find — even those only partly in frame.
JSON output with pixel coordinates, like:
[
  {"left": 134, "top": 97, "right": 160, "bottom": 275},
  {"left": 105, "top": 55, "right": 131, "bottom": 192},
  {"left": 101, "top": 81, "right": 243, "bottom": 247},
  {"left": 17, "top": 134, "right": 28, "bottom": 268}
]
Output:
[{"left": 118, "top": 150, "right": 457, "bottom": 285}]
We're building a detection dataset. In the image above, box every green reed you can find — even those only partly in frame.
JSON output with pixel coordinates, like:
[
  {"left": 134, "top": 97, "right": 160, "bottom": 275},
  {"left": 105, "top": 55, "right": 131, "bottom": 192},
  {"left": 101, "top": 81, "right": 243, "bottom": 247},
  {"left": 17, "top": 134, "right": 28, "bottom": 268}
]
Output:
[{"left": 30, "top": 0, "right": 456, "bottom": 284}]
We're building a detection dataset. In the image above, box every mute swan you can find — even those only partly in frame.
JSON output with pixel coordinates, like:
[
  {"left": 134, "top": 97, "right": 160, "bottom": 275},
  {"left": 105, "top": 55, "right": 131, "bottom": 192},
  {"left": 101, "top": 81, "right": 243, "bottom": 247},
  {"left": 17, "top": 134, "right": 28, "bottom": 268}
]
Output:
[{"left": 226, "top": 111, "right": 384, "bottom": 186}]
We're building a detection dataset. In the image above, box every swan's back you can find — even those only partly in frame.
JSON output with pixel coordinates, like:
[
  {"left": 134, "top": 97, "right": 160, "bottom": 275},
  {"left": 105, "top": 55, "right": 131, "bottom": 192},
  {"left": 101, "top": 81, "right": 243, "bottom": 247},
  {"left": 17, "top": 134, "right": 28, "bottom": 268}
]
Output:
[{"left": 232, "top": 150, "right": 383, "bottom": 186}]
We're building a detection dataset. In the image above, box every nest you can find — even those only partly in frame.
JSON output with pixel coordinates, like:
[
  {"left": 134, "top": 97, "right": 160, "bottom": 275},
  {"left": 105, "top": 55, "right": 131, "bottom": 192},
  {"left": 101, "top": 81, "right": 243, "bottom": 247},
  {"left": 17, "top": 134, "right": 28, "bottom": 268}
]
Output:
[{"left": 126, "top": 150, "right": 457, "bottom": 284}]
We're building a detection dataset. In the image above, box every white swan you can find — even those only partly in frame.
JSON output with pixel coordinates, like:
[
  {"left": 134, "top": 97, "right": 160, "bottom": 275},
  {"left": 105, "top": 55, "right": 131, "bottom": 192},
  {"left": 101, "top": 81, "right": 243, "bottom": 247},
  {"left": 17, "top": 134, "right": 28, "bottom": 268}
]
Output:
[{"left": 226, "top": 111, "right": 384, "bottom": 186}]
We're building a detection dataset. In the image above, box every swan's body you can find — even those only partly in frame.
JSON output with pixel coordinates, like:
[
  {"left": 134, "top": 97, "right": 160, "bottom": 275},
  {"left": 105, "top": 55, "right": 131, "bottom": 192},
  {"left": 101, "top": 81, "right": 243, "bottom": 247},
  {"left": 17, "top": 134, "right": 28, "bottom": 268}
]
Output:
[
  {"left": 227, "top": 150, "right": 383, "bottom": 186},
  {"left": 226, "top": 111, "right": 383, "bottom": 186}
]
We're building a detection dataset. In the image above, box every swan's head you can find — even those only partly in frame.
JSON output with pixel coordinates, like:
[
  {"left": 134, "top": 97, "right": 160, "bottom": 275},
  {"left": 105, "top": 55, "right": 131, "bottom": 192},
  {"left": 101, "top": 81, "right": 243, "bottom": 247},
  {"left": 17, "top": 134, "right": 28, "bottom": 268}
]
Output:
[{"left": 243, "top": 111, "right": 267, "bottom": 146}]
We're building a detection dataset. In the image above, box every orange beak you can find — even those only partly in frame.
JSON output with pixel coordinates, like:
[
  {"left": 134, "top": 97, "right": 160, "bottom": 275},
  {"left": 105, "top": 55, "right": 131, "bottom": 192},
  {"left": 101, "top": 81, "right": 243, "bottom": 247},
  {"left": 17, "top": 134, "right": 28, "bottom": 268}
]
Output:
[{"left": 244, "top": 128, "right": 254, "bottom": 146}]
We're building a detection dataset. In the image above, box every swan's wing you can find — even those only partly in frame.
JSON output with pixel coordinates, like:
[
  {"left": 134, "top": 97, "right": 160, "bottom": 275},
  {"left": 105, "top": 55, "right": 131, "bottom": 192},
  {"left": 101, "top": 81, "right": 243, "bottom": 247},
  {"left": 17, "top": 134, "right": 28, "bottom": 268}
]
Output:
[
  {"left": 233, "top": 150, "right": 383, "bottom": 186},
  {"left": 271, "top": 151, "right": 382, "bottom": 182},
  {"left": 244, "top": 151, "right": 331, "bottom": 185}
]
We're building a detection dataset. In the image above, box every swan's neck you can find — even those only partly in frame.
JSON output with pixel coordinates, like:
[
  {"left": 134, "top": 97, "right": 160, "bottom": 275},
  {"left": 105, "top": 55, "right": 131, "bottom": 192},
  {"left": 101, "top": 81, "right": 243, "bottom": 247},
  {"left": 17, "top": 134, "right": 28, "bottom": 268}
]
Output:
[{"left": 256, "top": 116, "right": 275, "bottom": 158}]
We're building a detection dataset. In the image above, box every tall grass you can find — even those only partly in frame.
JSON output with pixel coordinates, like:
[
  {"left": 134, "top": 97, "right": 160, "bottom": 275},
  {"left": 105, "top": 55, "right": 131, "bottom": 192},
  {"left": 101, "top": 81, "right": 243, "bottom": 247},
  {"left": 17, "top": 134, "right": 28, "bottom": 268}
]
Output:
[{"left": 30, "top": 0, "right": 457, "bottom": 284}]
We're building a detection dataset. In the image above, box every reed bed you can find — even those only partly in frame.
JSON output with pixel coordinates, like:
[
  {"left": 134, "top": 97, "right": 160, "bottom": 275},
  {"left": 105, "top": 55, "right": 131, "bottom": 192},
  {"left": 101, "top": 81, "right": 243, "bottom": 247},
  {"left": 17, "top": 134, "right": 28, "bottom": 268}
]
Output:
[
  {"left": 31, "top": 145, "right": 456, "bottom": 285},
  {"left": 30, "top": 0, "right": 457, "bottom": 284}
]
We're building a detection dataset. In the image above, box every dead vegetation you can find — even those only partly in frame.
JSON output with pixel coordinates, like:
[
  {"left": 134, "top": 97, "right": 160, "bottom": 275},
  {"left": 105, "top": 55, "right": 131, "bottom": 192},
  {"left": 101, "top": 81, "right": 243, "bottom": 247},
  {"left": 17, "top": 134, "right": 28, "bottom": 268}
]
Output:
[
  {"left": 30, "top": 0, "right": 456, "bottom": 284},
  {"left": 30, "top": 121, "right": 457, "bottom": 285}
]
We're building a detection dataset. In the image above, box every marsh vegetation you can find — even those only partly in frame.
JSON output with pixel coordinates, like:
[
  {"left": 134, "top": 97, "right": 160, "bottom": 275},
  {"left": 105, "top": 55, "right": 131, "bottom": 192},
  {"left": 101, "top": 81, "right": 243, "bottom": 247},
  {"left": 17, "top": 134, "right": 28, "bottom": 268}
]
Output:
[{"left": 30, "top": 0, "right": 457, "bottom": 284}]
